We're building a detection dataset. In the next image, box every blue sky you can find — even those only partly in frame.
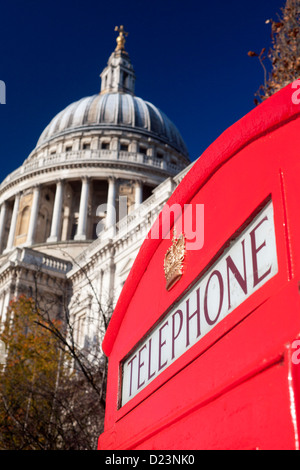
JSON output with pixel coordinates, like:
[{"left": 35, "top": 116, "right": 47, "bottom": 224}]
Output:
[{"left": 0, "top": 0, "right": 285, "bottom": 180}]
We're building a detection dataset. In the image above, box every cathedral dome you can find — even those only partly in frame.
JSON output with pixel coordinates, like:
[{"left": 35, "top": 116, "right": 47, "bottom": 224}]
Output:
[
  {"left": 36, "top": 93, "right": 188, "bottom": 157},
  {"left": 0, "top": 26, "right": 190, "bottom": 259}
]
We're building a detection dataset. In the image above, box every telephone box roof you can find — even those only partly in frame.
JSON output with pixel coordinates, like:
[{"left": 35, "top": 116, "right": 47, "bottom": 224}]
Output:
[{"left": 102, "top": 80, "right": 300, "bottom": 357}]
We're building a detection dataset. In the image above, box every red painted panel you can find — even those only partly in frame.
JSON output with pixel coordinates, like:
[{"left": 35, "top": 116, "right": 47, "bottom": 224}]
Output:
[
  {"left": 134, "top": 361, "right": 296, "bottom": 450},
  {"left": 99, "top": 82, "right": 300, "bottom": 450}
]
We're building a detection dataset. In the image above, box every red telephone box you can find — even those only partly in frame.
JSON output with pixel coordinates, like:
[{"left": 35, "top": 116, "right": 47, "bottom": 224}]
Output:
[{"left": 98, "top": 82, "right": 300, "bottom": 450}]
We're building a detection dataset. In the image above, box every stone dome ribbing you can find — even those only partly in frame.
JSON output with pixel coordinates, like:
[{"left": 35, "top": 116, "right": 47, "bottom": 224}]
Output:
[{"left": 36, "top": 93, "right": 189, "bottom": 157}]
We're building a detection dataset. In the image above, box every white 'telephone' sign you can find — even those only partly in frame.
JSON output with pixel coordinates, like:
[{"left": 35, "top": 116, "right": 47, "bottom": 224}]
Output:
[{"left": 121, "top": 201, "right": 278, "bottom": 406}]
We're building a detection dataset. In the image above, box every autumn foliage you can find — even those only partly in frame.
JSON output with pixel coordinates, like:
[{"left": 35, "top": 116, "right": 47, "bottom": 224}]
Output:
[
  {"left": 249, "top": 0, "right": 300, "bottom": 102},
  {"left": 0, "top": 295, "right": 104, "bottom": 450},
  {"left": 0, "top": 296, "right": 62, "bottom": 449}
]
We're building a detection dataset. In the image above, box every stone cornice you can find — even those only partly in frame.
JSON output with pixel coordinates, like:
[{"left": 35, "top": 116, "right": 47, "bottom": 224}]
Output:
[{"left": 0, "top": 157, "right": 175, "bottom": 203}]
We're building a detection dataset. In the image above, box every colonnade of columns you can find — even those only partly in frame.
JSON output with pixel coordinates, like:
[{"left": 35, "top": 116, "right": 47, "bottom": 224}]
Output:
[{"left": 0, "top": 176, "right": 144, "bottom": 254}]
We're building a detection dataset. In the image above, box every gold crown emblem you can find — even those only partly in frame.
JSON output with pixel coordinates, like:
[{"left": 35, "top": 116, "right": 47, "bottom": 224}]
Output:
[{"left": 164, "top": 228, "right": 186, "bottom": 291}]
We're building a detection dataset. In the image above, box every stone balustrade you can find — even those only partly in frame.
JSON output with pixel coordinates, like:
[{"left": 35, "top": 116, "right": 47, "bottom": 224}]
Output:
[
  {"left": 0, "top": 149, "right": 185, "bottom": 192},
  {"left": 7, "top": 247, "right": 72, "bottom": 274}
]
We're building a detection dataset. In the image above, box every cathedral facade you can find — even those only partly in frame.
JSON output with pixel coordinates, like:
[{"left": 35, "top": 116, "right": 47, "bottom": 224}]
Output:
[{"left": 0, "top": 28, "right": 192, "bottom": 350}]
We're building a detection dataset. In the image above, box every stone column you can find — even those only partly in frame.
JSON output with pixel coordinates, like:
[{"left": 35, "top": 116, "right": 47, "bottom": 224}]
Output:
[
  {"left": 0, "top": 202, "right": 7, "bottom": 253},
  {"left": 47, "top": 180, "right": 64, "bottom": 243},
  {"left": 106, "top": 177, "right": 116, "bottom": 228},
  {"left": 135, "top": 180, "right": 143, "bottom": 209},
  {"left": 75, "top": 177, "right": 90, "bottom": 241},
  {"left": 26, "top": 185, "right": 41, "bottom": 246},
  {"left": 5, "top": 193, "right": 21, "bottom": 252},
  {"left": 61, "top": 205, "right": 71, "bottom": 242}
]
